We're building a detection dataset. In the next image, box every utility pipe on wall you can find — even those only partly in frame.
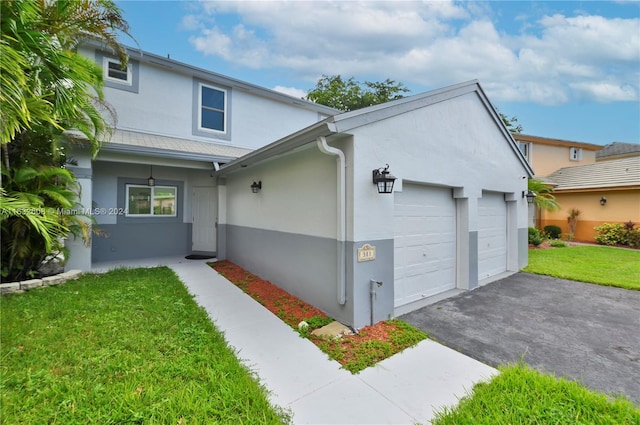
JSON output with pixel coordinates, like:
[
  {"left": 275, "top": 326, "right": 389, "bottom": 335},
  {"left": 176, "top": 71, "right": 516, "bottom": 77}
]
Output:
[{"left": 316, "top": 136, "right": 347, "bottom": 305}]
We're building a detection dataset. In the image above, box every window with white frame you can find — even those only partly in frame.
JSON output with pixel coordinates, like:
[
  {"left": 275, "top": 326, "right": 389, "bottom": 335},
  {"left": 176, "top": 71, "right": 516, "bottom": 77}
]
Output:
[
  {"left": 198, "top": 83, "right": 226, "bottom": 133},
  {"left": 126, "top": 185, "right": 177, "bottom": 217},
  {"left": 103, "top": 57, "right": 132, "bottom": 85},
  {"left": 518, "top": 142, "right": 531, "bottom": 161},
  {"left": 569, "top": 147, "right": 583, "bottom": 161}
]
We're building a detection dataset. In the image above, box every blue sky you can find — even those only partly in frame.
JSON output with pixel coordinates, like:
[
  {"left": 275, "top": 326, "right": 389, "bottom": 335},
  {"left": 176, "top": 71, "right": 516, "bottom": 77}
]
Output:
[{"left": 116, "top": 1, "right": 639, "bottom": 145}]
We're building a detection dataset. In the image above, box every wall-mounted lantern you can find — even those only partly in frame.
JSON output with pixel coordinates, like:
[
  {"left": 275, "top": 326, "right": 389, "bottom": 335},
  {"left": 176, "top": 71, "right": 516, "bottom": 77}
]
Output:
[
  {"left": 148, "top": 165, "right": 155, "bottom": 187},
  {"left": 372, "top": 164, "right": 397, "bottom": 194},
  {"left": 250, "top": 181, "right": 262, "bottom": 193},
  {"left": 523, "top": 190, "right": 536, "bottom": 204},
  {"left": 600, "top": 196, "right": 607, "bottom": 206}
]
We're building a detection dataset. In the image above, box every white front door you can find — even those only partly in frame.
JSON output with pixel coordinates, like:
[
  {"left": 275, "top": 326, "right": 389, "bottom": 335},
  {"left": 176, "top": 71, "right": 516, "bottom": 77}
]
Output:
[{"left": 192, "top": 187, "right": 217, "bottom": 252}]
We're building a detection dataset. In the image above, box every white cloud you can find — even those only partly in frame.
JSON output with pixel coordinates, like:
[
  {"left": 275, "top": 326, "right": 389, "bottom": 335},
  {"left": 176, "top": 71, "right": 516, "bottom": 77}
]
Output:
[
  {"left": 272, "top": 85, "right": 307, "bottom": 99},
  {"left": 185, "top": 1, "right": 640, "bottom": 105}
]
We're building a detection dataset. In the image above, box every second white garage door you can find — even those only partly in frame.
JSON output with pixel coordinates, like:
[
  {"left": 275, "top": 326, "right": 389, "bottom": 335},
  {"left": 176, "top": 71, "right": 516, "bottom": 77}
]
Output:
[
  {"left": 394, "top": 184, "right": 456, "bottom": 308},
  {"left": 478, "top": 191, "right": 507, "bottom": 281}
]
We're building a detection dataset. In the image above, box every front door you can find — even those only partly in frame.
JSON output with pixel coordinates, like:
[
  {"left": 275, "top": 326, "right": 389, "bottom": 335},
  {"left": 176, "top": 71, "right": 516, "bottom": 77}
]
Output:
[{"left": 192, "top": 187, "right": 217, "bottom": 252}]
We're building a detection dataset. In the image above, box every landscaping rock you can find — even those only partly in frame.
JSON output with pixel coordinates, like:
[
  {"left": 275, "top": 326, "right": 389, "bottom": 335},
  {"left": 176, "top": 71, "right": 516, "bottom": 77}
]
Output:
[
  {"left": 311, "top": 321, "right": 354, "bottom": 340},
  {"left": 0, "top": 282, "right": 22, "bottom": 294},
  {"left": 42, "top": 275, "right": 65, "bottom": 286},
  {"left": 60, "top": 270, "right": 82, "bottom": 280},
  {"left": 20, "top": 279, "right": 43, "bottom": 290}
]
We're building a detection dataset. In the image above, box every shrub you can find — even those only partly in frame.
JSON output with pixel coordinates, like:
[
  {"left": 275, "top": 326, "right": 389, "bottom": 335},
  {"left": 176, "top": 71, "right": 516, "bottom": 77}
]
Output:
[
  {"left": 544, "top": 225, "right": 562, "bottom": 239},
  {"left": 550, "top": 240, "right": 567, "bottom": 248},
  {"left": 627, "top": 230, "right": 640, "bottom": 248},
  {"left": 594, "top": 223, "right": 625, "bottom": 246},
  {"left": 528, "top": 227, "right": 544, "bottom": 247},
  {"left": 594, "top": 222, "right": 640, "bottom": 247}
]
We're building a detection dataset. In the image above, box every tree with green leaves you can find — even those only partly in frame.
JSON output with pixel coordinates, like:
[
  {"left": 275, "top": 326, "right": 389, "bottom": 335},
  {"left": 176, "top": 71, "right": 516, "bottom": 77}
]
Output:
[
  {"left": 1, "top": 0, "right": 130, "bottom": 281},
  {"left": 495, "top": 108, "right": 523, "bottom": 133},
  {"left": 306, "top": 75, "right": 410, "bottom": 111}
]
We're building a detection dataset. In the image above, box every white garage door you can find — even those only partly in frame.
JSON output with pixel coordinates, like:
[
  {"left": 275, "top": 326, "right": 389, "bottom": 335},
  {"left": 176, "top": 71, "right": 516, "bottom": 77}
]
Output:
[
  {"left": 478, "top": 191, "right": 507, "bottom": 280},
  {"left": 394, "top": 184, "right": 456, "bottom": 308}
]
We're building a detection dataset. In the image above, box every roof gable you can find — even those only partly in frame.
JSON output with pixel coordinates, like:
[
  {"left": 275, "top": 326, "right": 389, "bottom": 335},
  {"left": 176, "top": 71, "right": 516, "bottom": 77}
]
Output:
[{"left": 219, "top": 80, "right": 534, "bottom": 177}]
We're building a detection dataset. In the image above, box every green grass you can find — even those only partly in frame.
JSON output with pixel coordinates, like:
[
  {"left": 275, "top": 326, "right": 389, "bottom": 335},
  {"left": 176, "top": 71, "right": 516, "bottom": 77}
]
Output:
[
  {"left": 1, "top": 267, "right": 290, "bottom": 424},
  {"left": 432, "top": 363, "right": 640, "bottom": 424},
  {"left": 524, "top": 245, "right": 640, "bottom": 290},
  {"left": 314, "top": 319, "right": 427, "bottom": 374}
]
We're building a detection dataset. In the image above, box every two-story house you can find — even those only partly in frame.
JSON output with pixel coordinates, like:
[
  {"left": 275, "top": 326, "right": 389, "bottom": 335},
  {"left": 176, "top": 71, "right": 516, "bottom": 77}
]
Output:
[
  {"left": 67, "top": 44, "right": 534, "bottom": 329},
  {"left": 513, "top": 134, "right": 639, "bottom": 241},
  {"left": 65, "top": 43, "right": 337, "bottom": 270}
]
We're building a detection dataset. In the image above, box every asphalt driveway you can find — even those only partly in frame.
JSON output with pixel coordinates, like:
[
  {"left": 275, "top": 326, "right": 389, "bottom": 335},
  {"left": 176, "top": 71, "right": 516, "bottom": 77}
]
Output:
[{"left": 400, "top": 272, "right": 640, "bottom": 404}]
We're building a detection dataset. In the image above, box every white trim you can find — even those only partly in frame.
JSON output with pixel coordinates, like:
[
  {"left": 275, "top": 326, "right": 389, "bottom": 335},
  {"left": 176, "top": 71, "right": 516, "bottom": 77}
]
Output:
[
  {"left": 197, "top": 82, "right": 227, "bottom": 134},
  {"left": 103, "top": 57, "right": 132, "bottom": 86},
  {"left": 125, "top": 184, "right": 177, "bottom": 217},
  {"left": 569, "top": 147, "right": 583, "bottom": 161}
]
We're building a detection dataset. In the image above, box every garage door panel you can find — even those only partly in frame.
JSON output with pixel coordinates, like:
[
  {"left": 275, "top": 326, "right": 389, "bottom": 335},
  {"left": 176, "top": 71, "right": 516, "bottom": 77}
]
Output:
[
  {"left": 394, "top": 184, "right": 456, "bottom": 309},
  {"left": 478, "top": 192, "right": 507, "bottom": 280}
]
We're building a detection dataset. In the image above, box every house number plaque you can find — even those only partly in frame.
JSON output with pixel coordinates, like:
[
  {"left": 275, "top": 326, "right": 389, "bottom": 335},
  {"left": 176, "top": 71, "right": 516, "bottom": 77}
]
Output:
[{"left": 357, "top": 244, "right": 376, "bottom": 262}]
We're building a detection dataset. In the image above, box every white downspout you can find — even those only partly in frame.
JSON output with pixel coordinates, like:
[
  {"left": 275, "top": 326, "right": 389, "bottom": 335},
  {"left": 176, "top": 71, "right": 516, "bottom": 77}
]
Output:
[{"left": 316, "top": 136, "right": 347, "bottom": 305}]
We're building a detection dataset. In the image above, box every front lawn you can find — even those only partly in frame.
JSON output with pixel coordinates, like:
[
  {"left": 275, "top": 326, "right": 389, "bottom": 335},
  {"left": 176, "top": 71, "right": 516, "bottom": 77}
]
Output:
[
  {"left": 0, "top": 267, "right": 289, "bottom": 424},
  {"left": 432, "top": 363, "right": 640, "bottom": 424},
  {"left": 524, "top": 245, "right": 640, "bottom": 290}
]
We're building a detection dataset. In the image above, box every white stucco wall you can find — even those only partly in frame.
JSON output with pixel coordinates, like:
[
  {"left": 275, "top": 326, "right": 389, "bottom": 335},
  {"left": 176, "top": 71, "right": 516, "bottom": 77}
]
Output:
[
  {"left": 348, "top": 92, "right": 529, "bottom": 242},
  {"left": 225, "top": 146, "right": 337, "bottom": 239},
  {"left": 82, "top": 47, "right": 326, "bottom": 150}
]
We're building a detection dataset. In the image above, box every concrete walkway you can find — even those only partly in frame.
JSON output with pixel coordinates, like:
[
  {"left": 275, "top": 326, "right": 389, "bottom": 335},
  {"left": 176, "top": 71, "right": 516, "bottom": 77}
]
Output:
[{"left": 93, "top": 257, "right": 496, "bottom": 424}]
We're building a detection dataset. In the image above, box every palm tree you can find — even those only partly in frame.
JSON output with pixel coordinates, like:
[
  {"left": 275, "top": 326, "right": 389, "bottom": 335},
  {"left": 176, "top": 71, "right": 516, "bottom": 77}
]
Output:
[
  {"left": 1, "top": 0, "right": 130, "bottom": 281},
  {"left": 528, "top": 178, "right": 560, "bottom": 212}
]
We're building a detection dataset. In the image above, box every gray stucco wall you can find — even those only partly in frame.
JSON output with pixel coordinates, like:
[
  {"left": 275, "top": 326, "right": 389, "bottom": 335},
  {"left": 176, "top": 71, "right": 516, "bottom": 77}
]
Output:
[
  {"left": 518, "top": 227, "right": 529, "bottom": 269},
  {"left": 222, "top": 224, "right": 352, "bottom": 326},
  {"left": 468, "top": 231, "right": 479, "bottom": 290},
  {"left": 221, "top": 223, "right": 396, "bottom": 329},
  {"left": 348, "top": 239, "right": 395, "bottom": 328},
  {"left": 92, "top": 223, "right": 191, "bottom": 262}
]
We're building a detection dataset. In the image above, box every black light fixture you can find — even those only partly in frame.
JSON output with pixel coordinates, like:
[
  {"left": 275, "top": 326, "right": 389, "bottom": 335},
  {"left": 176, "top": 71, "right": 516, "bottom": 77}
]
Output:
[
  {"left": 600, "top": 196, "right": 607, "bottom": 206},
  {"left": 523, "top": 190, "right": 536, "bottom": 204},
  {"left": 372, "top": 164, "right": 397, "bottom": 194},
  {"left": 250, "top": 180, "right": 262, "bottom": 193},
  {"left": 148, "top": 165, "right": 155, "bottom": 187}
]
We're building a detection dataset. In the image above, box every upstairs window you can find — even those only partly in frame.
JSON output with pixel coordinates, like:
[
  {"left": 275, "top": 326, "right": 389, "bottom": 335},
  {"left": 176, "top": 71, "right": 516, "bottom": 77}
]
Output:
[
  {"left": 103, "top": 57, "right": 132, "bottom": 86},
  {"left": 518, "top": 142, "right": 531, "bottom": 161},
  {"left": 126, "top": 185, "right": 177, "bottom": 217},
  {"left": 569, "top": 147, "right": 583, "bottom": 161},
  {"left": 199, "top": 83, "right": 226, "bottom": 133}
]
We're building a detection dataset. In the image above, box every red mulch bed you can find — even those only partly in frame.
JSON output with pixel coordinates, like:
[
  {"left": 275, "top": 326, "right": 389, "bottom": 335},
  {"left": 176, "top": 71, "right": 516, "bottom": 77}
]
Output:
[{"left": 209, "top": 260, "right": 424, "bottom": 371}]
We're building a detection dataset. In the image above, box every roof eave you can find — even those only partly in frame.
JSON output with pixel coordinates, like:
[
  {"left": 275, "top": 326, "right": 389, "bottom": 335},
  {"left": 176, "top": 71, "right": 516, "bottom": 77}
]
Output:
[
  {"left": 216, "top": 120, "right": 337, "bottom": 176},
  {"left": 82, "top": 40, "right": 339, "bottom": 116},
  {"left": 100, "top": 143, "right": 239, "bottom": 163}
]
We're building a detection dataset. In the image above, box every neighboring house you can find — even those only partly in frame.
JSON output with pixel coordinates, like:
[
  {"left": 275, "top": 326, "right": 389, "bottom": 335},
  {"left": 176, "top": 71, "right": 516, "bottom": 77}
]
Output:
[
  {"left": 513, "top": 134, "right": 640, "bottom": 241},
  {"left": 65, "top": 43, "right": 337, "bottom": 270},
  {"left": 66, "top": 45, "right": 534, "bottom": 329},
  {"left": 596, "top": 142, "right": 640, "bottom": 162},
  {"left": 513, "top": 134, "right": 602, "bottom": 177},
  {"left": 540, "top": 157, "right": 640, "bottom": 242},
  {"left": 215, "top": 81, "right": 533, "bottom": 328}
]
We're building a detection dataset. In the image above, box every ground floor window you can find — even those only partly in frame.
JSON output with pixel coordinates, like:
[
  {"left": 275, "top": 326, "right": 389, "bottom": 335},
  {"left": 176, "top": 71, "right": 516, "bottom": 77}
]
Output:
[{"left": 126, "top": 185, "right": 177, "bottom": 217}]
